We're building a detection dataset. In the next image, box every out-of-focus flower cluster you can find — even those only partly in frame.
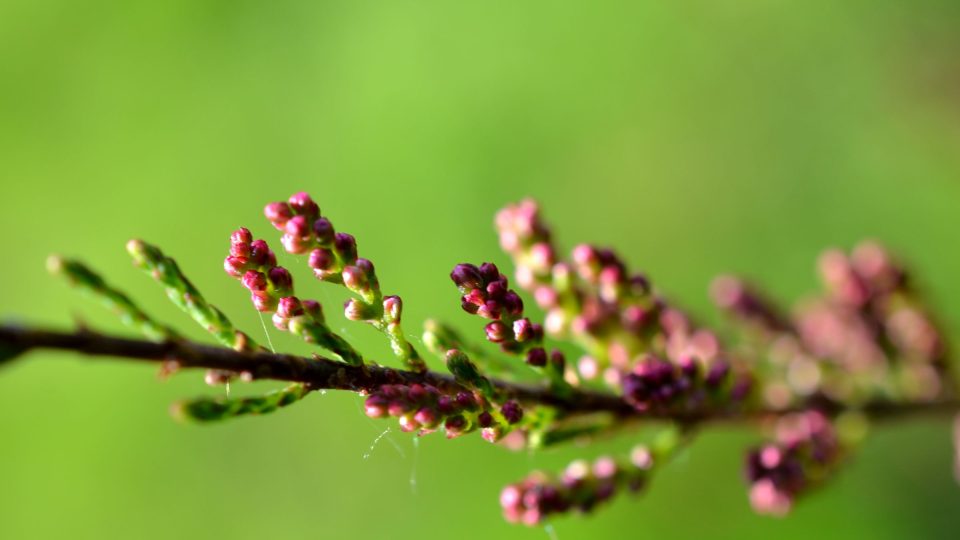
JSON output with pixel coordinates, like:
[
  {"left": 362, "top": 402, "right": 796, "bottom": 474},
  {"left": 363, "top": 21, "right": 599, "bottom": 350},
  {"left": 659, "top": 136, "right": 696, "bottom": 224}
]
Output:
[
  {"left": 500, "top": 445, "right": 657, "bottom": 525},
  {"left": 745, "top": 411, "right": 843, "bottom": 516},
  {"left": 712, "top": 241, "right": 949, "bottom": 409}
]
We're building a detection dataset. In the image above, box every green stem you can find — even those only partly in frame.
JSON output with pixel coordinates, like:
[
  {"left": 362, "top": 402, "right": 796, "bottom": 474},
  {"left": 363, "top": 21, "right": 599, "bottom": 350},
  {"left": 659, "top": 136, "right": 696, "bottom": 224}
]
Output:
[{"left": 48, "top": 255, "right": 179, "bottom": 341}]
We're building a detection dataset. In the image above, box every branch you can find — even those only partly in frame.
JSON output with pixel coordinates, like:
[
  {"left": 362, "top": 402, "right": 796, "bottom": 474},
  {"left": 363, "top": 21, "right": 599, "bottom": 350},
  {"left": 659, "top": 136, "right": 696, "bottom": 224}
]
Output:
[{"left": 2, "top": 324, "right": 956, "bottom": 424}]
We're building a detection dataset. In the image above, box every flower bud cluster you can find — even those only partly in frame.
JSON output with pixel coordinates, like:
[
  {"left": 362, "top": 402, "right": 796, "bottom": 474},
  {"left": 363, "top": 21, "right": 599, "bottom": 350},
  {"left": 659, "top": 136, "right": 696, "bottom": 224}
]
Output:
[
  {"left": 745, "top": 411, "right": 842, "bottom": 516},
  {"left": 224, "top": 228, "right": 361, "bottom": 365},
  {"left": 713, "top": 241, "right": 950, "bottom": 408},
  {"left": 363, "top": 382, "right": 521, "bottom": 439},
  {"left": 803, "top": 243, "right": 945, "bottom": 393},
  {"left": 265, "top": 192, "right": 425, "bottom": 371},
  {"left": 223, "top": 227, "right": 290, "bottom": 313},
  {"left": 451, "top": 262, "right": 556, "bottom": 368},
  {"left": 621, "top": 353, "right": 748, "bottom": 413},
  {"left": 495, "top": 199, "right": 557, "bottom": 292},
  {"left": 710, "top": 275, "right": 793, "bottom": 334},
  {"left": 496, "top": 201, "right": 731, "bottom": 383},
  {"left": 500, "top": 446, "right": 655, "bottom": 526}
]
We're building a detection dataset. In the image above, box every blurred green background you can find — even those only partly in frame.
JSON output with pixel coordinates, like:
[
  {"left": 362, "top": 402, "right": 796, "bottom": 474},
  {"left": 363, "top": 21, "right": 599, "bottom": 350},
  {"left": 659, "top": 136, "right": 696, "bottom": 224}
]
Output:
[{"left": 2, "top": 1, "right": 959, "bottom": 538}]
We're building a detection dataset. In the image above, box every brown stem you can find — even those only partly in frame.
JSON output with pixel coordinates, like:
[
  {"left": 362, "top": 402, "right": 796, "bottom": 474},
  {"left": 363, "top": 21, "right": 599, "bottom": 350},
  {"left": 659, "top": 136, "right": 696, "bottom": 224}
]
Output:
[{"left": 1, "top": 324, "right": 956, "bottom": 423}]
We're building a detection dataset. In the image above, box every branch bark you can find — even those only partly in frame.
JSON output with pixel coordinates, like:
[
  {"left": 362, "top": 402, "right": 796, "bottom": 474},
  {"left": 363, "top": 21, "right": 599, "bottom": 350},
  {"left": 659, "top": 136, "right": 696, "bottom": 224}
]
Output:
[{"left": 1, "top": 324, "right": 956, "bottom": 424}]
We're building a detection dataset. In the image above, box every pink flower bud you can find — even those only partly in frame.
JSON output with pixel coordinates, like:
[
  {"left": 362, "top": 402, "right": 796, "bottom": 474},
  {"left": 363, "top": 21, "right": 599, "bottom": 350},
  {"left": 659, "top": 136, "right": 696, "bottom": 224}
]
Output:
[
  {"left": 343, "top": 298, "right": 366, "bottom": 321},
  {"left": 285, "top": 215, "right": 311, "bottom": 238},
  {"left": 288, "top": 192, "right": 319, "bottom": 219},
  {"left": 276, "top": 296, "right": 304, "bottom": 319},
  {"left": 224, "top": 256, "right": 248, "bottom": 277},
  {"left": 485, "top": 321, "right": 511, "bottom": 343},
  {"left": 242, "top": 270, "right": 267, "bottom": 292},
  {"left": 383, "top": 295, "right": 402, "bottom": 322},
  {"left": 342, "top": 265, "right": 368, "bottom": 293},
  {"left": 264, "top": 203, "right": 293, "bottom": 230}
]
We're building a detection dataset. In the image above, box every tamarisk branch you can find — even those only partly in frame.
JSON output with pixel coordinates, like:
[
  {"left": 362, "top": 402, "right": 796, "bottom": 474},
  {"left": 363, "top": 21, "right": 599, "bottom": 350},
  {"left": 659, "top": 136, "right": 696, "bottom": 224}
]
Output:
[
  {"left": 6, "top": 191, "right": 958, "bottom": 525},
  {"left": 2, "top": 324, "right": 957, "bottom": 424}
]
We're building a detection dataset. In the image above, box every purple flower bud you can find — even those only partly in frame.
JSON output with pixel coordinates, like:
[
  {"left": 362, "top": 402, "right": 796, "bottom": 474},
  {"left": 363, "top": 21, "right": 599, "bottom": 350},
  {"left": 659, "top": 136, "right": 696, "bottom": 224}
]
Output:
[
  {"left": 631, "top": 273, "right": 650, "bottom": 295},
  {"left": 502, "top": 291, "right": 524, "bottom": 317},
  {"left": 460, "top": 297, "right": 480, "bottom": 314},
  {"left": 285, "top": 215, "right": 311, "bottom": 238},
  {"left": 478, "top": 411, "right": 494, "bottom": 427},
  {"left": 224, "top": 256, "right": 248, "bottom": 277},
  {"left": 249, "top": 240, "right": 272, "bottom": 267},
  {"left": 706, "top": 361, "right": 730, "bottom": 387},
  {"left": 550, "top": 350, "right": 566, "bottom": 371},
  {"left": 485, "top": 321, "right": 511, "bottom": 343},
  {"left": 288, "top": 192, "right": 319, "bottom": 219},
  {"left": 308, "top": 248, "right": 335, "bottom": 271},
  {"left": 444, "top": 415, "right": 468, "bottom": 438},
  {"left": 312, "top": 217, "right": 335, "bottom": 244},
  {"left": 334, "top": 233, "right": 358, "bottom": 264},
  {"left": 526, "top": 348, "right": 547, "bottom": 367},
  {"left": 242, "top": 270, "right": 268, "bottom": 292},
  {"left": 268, "top": 267, "right": 294, "bottom": 293},
  {"left": 455, "top": 391, "right": 478, "bottom": 411},
  {"left": 479, "top": 262, "right": 501, "bottom": 285},
  {"left": 406, "top": 384, "right": 427, "bottom": 402},
  {"left": 437, "top": 395, "right": 455, "bottom": 414},
  {"left": 356, "top": 258, "right": 375, "bottom": 279},
  {"left": 501, "top": 400, "right": 523, "bottom": 424},
  {"left": 450, "top": 263, "right": 483, "bottom": 291},
  {"left": 264, "top": 202, "right": 294, "bottom": 230},
  {"left": 301, "top": 300, "right": 322, "bottom": 319},
  {"left": 383, "top": 295, "right": 402, "bottom": 322},
  {"left": 486, "top": 280, "right": 506, "bottom": 300}
]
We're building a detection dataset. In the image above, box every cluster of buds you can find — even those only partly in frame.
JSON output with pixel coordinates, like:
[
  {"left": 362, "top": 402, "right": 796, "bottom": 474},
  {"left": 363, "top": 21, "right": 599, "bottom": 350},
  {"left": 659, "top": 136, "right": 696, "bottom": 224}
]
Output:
[
  {"left": 494, "top": 200, "right": 738, "bottom": 405},
  {"left": 713, "top": 241, "right": 950, "bottom": 408},
  {"left": 621, "top": 353, "right": 747, "bottom": 413},
  {"left": 223, "top": 228, "right": 361, "bottom": 365},
  {"left": 363, "top": 381, "right": 523, "bottom": 440},
  {"left": 224, "top": 228, "right": 288, "bottom": 312},
  {"left": 264, "top": 192, "right": 425, "bottom": 371},
  {"left": 451, "top": 262, "right": 553, "bottom": 367},
  {"left": 500, "top": 446, "right": 656, "bottom": 526},
  {"left": 711, "top": 275, "right": 794, "bottom": 334},
  {"left": 745, "top": 411, "right": 843, "bottom": 516},
  {"left": 41, "top": 192, "right": 958, "bottom": 528}
]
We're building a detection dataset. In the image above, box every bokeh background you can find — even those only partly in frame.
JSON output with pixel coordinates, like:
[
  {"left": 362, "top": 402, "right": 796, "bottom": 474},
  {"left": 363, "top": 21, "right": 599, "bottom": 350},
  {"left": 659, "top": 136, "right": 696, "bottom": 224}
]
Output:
[{"left": 2, "top": 1, "right": 959, "bottom": 538}]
